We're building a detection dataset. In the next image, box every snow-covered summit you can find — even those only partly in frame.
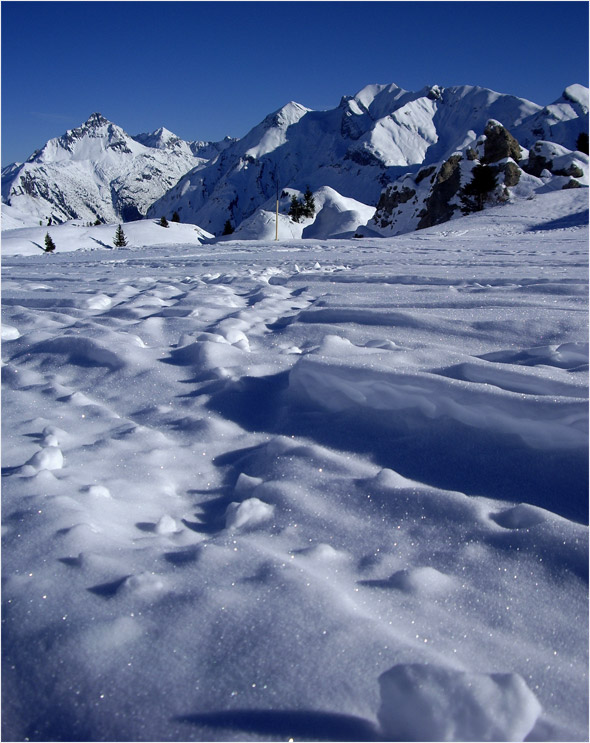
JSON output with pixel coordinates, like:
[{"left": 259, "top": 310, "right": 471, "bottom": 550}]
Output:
[
  {"left": 1, "top": 114, "right": 214, "bottom": 225},
  {"left": 28, "top": 112, "right": 144, "bottom": 164},
  {"left": 132, "top": 126, "right": 185, "bottom": 150}
]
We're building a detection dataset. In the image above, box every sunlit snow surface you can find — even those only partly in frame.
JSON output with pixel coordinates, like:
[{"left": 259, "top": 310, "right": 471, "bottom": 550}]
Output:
[{"left": 2, "top": 191, "right": 588, "bottom": 742}]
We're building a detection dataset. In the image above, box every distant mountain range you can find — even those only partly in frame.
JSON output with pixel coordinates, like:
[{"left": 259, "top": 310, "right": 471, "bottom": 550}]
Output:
[{"left": 2, "top": 83, "right": 588, "bottom": 238}]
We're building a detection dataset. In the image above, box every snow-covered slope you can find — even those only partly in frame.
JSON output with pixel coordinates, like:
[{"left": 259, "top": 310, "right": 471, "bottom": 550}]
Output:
[
  {"left": 513, "top": 84, "right": 589, "bottom": 150},
  {"left": 1, "top": 114, "right": 225, "bottom": 226},
  {"left": 149, "top": 83, "right": 588, "bottom": 235},
  {"left": 2, "top": 189, "right": 588, "bottom": 741},
  {"left": 1, "top": 218, "right": 213, "bottom": 257}
]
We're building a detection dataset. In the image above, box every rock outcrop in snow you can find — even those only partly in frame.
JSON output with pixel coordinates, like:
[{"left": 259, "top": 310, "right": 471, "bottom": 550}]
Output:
[{"left": 368, "top": 118, "right": 588, "bottom": 236}]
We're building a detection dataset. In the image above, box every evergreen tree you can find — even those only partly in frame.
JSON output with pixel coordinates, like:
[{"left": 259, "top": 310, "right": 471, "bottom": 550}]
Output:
[
  {"left": 171, "top": 211, "right": 180, "bottom": 223},
  {"left": 302, "top": 186, "right": 316, "bottom": 218},
  {"left": 459, "top": 164, "right": 498, "bottom": 213},
  {"left": 288, "top": 194, "right": 304, "bottom": 222},
  {"left": 94, "top": 217, "right": 102, "bottom": 226},
  {"left": 159, "top": 216, "right": 169, "bottom": 228},
  {"left": 44, "top": 233, "right": 56, "bottom": 253},
  {"left": 576, "top": 132, "right": 589, "bottom": 155},
  {"left": 222, "top": 219, "right": 234, "bottom": 235},
  {"left": 113, "top": 224, "right": 127, "bottom": 247}
]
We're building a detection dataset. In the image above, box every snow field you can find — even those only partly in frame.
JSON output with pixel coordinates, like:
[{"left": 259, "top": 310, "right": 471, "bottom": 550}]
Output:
[{"left": 1, "top": 190, "right": 588, "bottom": 741}]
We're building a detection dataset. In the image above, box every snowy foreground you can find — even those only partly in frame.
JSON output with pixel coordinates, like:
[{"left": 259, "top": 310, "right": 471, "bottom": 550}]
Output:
[{"left": 2, "top": 191, "right": 588, "bottom": 742}]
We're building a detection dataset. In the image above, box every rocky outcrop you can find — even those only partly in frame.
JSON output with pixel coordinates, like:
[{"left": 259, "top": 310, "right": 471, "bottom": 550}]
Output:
[
  {"left": 498, "top": 160, "right": 521, "bottom": 187},
  {"left": 562, "top": 179, "right": 582, "bottom": 189},
  {"left": 481, "top": 121, "right": 522, "bottom": 164},
  {"left": 374, "top": 186, "right": 416, "bottom": 228},
  {"left": 370, "top": 119, "right": 588, "bottom": 236},
  {"left": 417, "top": 155, "right": 462, "bottom": 229},
  {"left": 525, "top": 141, "right": 588, "bottom": 179}
]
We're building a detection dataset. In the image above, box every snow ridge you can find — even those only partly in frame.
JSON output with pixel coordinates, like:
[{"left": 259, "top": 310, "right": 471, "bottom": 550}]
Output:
[{"left": 2, "top": 82, "right": 588, "bottom": 237}]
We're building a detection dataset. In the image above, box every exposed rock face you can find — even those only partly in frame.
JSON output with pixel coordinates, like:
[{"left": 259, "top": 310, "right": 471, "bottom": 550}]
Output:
[
  {"left": 526, "top": 144, "right": 553, "bottom": 177},
  {"left": 415, "top": 166, "right": 436, "bottom": 184},
  {"left": 499, "top": 161, "right": 521, "bottom": 187},
  {"left": 525, "top": 140, "right": 587, "bottom": 178},
  {"left": 482, "top": 121, "right": 522, "bottom": 163},
  {"left": 563, "top": 179, "right": 582, "bottom": 189},
  {"left": 417, "top": 155, "right": 462, "bottom": 229},
  {"left": 374, "top": 186, "right": 416, "bottom": 228}
]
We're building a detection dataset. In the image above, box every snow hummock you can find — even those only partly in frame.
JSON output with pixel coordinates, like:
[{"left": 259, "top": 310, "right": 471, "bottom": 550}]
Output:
[
  {"left": 1, "top": 189, "right": 587, "bottom": 742},
  {"left": 378, "top": 663, "right": 542, "bottom": 741}
]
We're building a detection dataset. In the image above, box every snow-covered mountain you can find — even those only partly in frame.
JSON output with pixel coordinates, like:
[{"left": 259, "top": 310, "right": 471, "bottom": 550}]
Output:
[
  {"left": 2, "top": 83, "right": 587, "bottom": 236},
  {"left": 1, "top": 113, "right": 231, "bottom": 225},
  {"left": 148, "top": 82, "right": 588, "bottom": 235}
]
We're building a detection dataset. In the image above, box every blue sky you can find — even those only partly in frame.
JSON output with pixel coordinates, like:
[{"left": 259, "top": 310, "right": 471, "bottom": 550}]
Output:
[{"left": 2, "top": 1, "right": 588, "bottom": 165}]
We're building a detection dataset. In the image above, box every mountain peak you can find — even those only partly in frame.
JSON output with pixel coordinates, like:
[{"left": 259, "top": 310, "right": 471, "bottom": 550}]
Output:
[
  {"left": 562, "top": 84, "right": 589, "bottom": 112},
  {"left": 262, "top": 101, "right": 309, "bottom": 131},
  {"left": 84, "top": 112, "right": 111, "bottom": 128}
]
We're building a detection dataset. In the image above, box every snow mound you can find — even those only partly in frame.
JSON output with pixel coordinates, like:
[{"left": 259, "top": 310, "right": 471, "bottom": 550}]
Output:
[
  {"left": 383, "top": 566, "right": 457, "bottom": 594},
  {"left": 1, "top": 324, "right": 21, "bottom": 340},
  {"left": 229, "top": 210, "right": 304, "bottom": 241},
  {"left": 378, "top": 663, "right": 542, "bottom": 741},
  {"left": 301, "top": 187, "right": 375, "bottom": 239},
  {"left": 225, "top": 497, "right": 275, "bottom": 530},
  {"left": 491, "top": 503, "right": 548, "bottom": 529},
  {"left": 23, "top": 446, "right": 64, "bottom": 472}
]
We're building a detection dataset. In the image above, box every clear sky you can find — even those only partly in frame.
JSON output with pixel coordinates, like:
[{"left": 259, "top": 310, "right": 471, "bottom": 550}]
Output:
[{"left": 1, "top": 0, "right": 588, "bottom": 166}]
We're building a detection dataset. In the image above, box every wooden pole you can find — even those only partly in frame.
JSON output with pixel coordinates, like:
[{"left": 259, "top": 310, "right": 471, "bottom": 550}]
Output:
[{"left": 275, "top": 179, "right": 279, "bottom": 241}]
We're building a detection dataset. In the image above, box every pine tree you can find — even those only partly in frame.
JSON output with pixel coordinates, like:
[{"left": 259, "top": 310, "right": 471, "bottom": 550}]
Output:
[
  {"left": 288, "top": 194, "right": 304, "bottom": 222},
  {"left": 459, "top": 164, "right": 498, "bottom": 213},
  {"left": 222, "top": 219, "right": 234, "bottom": 235},
  {"left": 159, "top": 216, "right": 169, "bottom": 228},
  {"left": 94, "top": 217, "right": 102, "bottom": 226},
  {"left": 171, "top": 211, "right": 180, "bottom": 223},
  {"left": 302, "top": 186, "right": 316, "bottom": 218},
  {"left": 44, "top": 233, "right": 56, "bottom": 253},
  {"left": 113, "top": 224, "right": 127, "bottom": 247},
  {"left": 576, "top": 132, "right": 589, "bottom": 155}
]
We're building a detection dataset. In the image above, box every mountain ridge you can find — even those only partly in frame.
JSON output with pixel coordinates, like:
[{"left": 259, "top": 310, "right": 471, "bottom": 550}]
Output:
[{"left": 2, "top": 82, "right": 587, "bottom": 235}]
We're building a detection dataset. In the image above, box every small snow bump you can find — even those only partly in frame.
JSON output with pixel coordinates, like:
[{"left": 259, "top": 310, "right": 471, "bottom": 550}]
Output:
[
  {"left": 25, "top": 446, "right": 64, "bottom": 471},
  {"left": 385, "top": 566, "right": 456, "bottom": 595},
  {"left": 225, "top": 498, "right": 275, "bottom": 531},
  {"left": 491, "top": 503, "right": 547, "bottom": 529},
  {"left": 1, "top": 324, "right": 20, "bottom": 340},
  {"left": 120, "top": 572, "right": 167, "bottom": 596},
  {"left": 371, "top": 468, "right": 417, "bottom": 490},
  {"left": 85, "top": 485, "right": 112, "bottom": 499},
  {"left": 84, "top": 293, "right": 112, "bottom": 310},
  {"left": 155, "top": 514, "right": 178, "bottom": 535},
  {"left": 234, "top": 473, "right": 264, "bottom": 496}
]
